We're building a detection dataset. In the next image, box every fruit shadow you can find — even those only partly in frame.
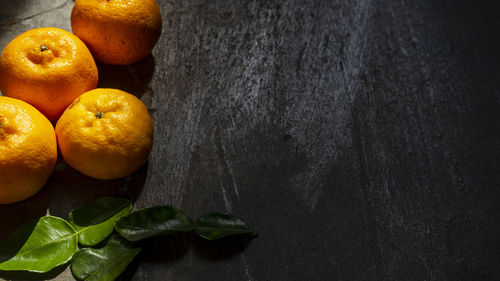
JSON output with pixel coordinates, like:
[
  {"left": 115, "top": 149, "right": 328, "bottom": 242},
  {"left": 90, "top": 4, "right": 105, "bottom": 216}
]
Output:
[
  {"left": 96, "top": 54, "right": 156, "bottom": 107},
  {"left": 45, "top": 159, "right": 148, "bottom": 218},
  {"left": 0, "top": 158, "right": 147, "bottom": 243}
]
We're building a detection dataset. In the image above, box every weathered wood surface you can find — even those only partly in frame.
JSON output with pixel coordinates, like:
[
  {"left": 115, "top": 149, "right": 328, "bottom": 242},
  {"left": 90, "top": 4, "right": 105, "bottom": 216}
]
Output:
[{"left": 0, "top": 0, "right": 499, "bottom": 280}]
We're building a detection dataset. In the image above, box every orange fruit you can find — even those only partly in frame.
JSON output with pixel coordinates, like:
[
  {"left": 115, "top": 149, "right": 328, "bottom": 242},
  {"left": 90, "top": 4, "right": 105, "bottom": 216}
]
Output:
[
  {"left": 55, "top": 88, "right": 154, "bottom": 180},
  {"left": 0, "top": 96, "right": 57, "bottom": 204},
  {"left": 71, "top": 0, "right": 162, "bottom": 65},
  {"left": 0, "top": 27, "right": 98, "bottom": 122}
]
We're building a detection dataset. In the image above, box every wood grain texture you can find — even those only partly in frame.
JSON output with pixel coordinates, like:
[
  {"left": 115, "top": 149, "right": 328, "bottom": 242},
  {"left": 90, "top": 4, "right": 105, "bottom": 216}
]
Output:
[{"left": 1, "top": 0, "right": 500, "bottom": 280}]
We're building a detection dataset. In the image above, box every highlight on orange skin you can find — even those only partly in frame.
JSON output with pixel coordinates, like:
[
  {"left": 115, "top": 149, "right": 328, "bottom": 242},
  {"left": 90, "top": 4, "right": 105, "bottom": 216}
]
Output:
[
  {"left": 55, "top": 88, "right": 154, "bottom": 180},
  {"left": 0, "top": 27, "right": 98, "bottom": 122},
  {"left": 71, "top": 0, "right": 162, "bottom": 65},
  {"left": 0, "top": 96, "right": 57, "bottom": 204}
]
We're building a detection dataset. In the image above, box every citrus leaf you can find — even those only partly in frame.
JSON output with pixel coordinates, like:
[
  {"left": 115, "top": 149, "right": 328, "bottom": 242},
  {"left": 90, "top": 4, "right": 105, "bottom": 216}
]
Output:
[
  {"left": 71, "top": 235, "right": 140, "bottom": 281},
  {"left": 115, "top": 206, "right": 193, "bottom": 241},
  {"left": 195, "top": 213, "right": 256, "bottom": 240},
  {"left": 0, "top": 216, "right": 78, "bottom": 273},
  {"left": 69, "top": 197, "right": 132, "bottom": 246},
  {"left": 69, "top": 197, "right": 131, "bottom": 226}
]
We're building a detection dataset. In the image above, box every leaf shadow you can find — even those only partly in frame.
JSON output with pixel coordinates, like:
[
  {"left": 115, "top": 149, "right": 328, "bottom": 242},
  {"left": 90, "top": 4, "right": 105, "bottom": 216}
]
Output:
[
  {"left": 192, "top": 234, "right": 254, "bottom": 260},
  {"left": 0, "top": 202, "right": 49, "bottom": 243},
  {"left": 0, "top": 219, "right": 37, "bottom": 263},
  {"left": 140, "top": 233, "right": 192, "bottom": 262},
  {"left": 116, "top": 233, "right": 192, "bottom": 281},
  {"left": 0, "top": 264, "right": 68, "bottom": 281}
]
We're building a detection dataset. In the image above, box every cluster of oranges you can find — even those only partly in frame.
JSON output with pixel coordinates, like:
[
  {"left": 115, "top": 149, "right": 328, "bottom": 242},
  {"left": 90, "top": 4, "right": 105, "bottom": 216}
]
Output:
[{"left": 0, "top": 0, "right": 162, "bottom": 204}]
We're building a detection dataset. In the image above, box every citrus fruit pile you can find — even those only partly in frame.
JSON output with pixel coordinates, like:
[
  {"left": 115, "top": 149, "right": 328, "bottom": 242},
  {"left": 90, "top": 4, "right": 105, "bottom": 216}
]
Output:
[{"left": 0, "top": 0, "right": 162, "bottom": 204}]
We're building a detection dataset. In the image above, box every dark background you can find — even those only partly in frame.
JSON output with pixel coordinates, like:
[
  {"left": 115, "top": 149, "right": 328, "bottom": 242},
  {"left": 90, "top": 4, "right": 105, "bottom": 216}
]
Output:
[{"left": 0, "top": 0, "right": 499, "bottom": 280}]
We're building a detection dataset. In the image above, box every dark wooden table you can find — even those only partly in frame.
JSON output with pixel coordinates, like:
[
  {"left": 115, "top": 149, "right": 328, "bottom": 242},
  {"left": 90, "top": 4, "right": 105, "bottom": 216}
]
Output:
[{"left": 1, "top": 0, "right": 499, "bottom": 280}]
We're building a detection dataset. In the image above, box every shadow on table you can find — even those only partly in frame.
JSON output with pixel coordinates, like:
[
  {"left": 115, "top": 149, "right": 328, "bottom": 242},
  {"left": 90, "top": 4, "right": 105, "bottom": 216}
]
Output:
[
  {"left": 142, "top": 233, "right": 192, "bottom": 262},
  {"left": 117, "top": 234, "right": 255, "bottom": 280},
  {"left": 96, "top": 54, "right": 156, "bottom": 104},
  {"left": 193, "top": 234, "right": 254, "bottom": 260},
  {"left": 0, "top": 159, "right": 148, "bottom": 242},
  {"left": 46, "top": 160, "right": 148, "bottom": 218},
  {"left": 116, "top": 233, "right": 192, "bottom": 281},
  {"left": 128, "top": 232, "right": 254, "bottom": 263}
]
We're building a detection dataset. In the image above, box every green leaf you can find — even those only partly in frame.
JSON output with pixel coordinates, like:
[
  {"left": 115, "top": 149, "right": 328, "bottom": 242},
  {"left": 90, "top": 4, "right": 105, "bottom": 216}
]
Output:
[
  {"left": 115, "top": 206, "right": 193, "bottom": 241},
  {"left": 0, "top": 216, "right": 78, "bottom": 273},
  {"left": 71, "top": 235, "right": 140, "bottom": 281},
  {"left": 69, "top": 197, "right": 132, "bottom": 246},
  {"left": 195, "top": 213, "right": 256, "bottom": 240}
]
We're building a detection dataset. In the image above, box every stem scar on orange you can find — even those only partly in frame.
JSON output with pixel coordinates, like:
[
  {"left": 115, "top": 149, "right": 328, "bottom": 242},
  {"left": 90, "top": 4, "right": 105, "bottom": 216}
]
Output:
[
  {"left": 0, "top": 96, "right": 57, "bottom": 204},
  {"left": 55, "top": 88, "right": 154, "bottom": 180},
  {"left": 71, "top": 0, "right": 162, "bottom": 65},
  {"left": 0, "top": 27, "right": 98, "bottom": 122}
]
